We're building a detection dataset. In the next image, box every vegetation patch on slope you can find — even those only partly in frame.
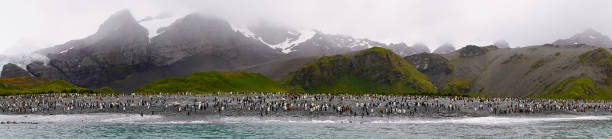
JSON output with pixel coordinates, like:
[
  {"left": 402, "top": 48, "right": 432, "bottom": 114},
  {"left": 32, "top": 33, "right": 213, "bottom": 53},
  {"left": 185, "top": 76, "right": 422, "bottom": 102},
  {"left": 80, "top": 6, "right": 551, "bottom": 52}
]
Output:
[
  {"left": 439, "top": 78, "right": 471, "bottom": 94},
  {"left": 579, "top": 48, "right": 612, "bottom": 85},
  {"left": 0, "top": 76, "right": 117, "bottom": 95},
  {"left": 539, "top": 74, "right": 612, "bottom": 100},
  {"left": 133, "top": 71, "right": 286, "bottom": 93},
  {"left": 286, "top": 47, "right": 435, "bottom": 95}
]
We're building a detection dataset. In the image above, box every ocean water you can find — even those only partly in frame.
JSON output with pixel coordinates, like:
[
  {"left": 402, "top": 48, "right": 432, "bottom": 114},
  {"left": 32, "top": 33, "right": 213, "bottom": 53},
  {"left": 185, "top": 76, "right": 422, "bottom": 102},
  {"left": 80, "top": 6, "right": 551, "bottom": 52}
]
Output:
[{"left": 1, "top": 114, "right": 612, "bottom": 138}]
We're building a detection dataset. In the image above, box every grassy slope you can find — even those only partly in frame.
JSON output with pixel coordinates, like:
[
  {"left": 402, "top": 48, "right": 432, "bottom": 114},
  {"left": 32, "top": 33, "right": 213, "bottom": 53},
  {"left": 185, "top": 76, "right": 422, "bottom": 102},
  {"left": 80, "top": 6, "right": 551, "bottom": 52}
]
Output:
[
  {"left": 133, "top": 71, "right": 286, "bottom": 93},
  {"left": 440, "top": 78, "right": 471, "bottom": 94},
  {"left": 538, "top": 48, "right": 612, "bottom": 100},
  {"left": 0, "top": 76, "right": 117, "bottom": 95},
  {"left": 286, "top": 47, "right": 435, "bottom": 95},
  {"left": 539, "top": 74, "right": 612, "bottom": 100}
]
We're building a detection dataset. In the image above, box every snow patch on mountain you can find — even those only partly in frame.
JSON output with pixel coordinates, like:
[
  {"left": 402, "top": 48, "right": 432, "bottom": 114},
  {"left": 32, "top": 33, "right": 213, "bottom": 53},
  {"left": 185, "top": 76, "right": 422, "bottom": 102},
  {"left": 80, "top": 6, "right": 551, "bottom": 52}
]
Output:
[
  {"left": 139, "top": 12, "right": 188, "bottom": 38},
  {"left": 269, "top": 30, "right": 316, "bottom": 54},
  {"left": 230, "top": 24, "right": 317, "bottom": 54},
  {"left": 231, "top": 25, "right": 257, "bottom": 38}
]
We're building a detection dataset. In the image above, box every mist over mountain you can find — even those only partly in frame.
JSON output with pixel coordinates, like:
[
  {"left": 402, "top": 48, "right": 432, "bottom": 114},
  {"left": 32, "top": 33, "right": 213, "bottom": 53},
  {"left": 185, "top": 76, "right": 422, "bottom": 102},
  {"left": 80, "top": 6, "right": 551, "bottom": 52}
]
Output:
[
  {"left": 553, "top": 29, "right": 612, "bottom": 48},
  {"left": 494, "top": 40, "right": 510, "bottom": 48},
  {"left": 433, "top": 43, "right": 456, "bottom": 54}
]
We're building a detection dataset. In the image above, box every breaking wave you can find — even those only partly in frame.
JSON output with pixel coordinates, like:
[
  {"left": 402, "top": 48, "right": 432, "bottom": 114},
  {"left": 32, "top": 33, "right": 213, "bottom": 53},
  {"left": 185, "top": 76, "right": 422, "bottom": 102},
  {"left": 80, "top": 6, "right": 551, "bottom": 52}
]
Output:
[
  {"left": 2, "top": 114, "right": 611, "bottom": 125},
  {"left": 0, "top": 113, "right": 162, "bottom": 123}
]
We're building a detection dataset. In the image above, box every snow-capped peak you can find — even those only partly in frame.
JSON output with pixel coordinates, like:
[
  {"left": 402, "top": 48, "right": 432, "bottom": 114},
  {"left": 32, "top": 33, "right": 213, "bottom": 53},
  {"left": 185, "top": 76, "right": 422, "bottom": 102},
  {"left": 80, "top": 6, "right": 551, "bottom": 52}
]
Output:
[
  {"left": 230, "top": 23, "right": 316, "bottom": 54},
  {"left": 268, "top": 30, "right": 316, "bottom": 54}
]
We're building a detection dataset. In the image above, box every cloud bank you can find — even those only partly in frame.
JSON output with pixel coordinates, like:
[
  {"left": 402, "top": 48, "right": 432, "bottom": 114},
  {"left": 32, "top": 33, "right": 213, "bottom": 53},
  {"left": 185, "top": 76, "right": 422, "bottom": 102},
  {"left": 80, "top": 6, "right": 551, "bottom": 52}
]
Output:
[{"left": 1, "top": 0, "right": 612, "bottom": 54}]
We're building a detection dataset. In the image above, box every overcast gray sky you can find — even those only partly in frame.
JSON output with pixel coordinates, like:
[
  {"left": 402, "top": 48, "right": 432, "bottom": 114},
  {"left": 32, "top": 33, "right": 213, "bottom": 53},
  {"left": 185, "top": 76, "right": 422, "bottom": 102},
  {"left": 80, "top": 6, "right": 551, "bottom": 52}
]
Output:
[{"left": 1, "top": 0, "right": 612, "bottom": 54}]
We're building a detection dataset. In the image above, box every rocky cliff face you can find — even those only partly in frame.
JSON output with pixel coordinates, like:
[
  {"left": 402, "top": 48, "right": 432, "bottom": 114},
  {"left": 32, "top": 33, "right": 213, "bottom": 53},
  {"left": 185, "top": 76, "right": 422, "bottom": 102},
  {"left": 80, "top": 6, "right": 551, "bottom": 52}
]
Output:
[
  {"left": 26, "top": 61, "right": 66, "bottom": 80},
  {"left": 404, "top": 53, "right": 452, "bottom": 87},
  {"left": 553, "top": 29, "right": 612, "bottom": 48},
  {"left": 1, "top": 63, "right": 31, "bottom": 78}
]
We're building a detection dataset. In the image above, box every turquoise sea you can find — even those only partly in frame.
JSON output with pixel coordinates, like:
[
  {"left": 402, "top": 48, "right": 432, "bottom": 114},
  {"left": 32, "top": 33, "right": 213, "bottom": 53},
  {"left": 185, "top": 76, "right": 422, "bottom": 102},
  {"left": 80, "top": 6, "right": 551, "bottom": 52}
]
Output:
[{"left": 1, "top": 114, "right": 612, "bottom": 138}]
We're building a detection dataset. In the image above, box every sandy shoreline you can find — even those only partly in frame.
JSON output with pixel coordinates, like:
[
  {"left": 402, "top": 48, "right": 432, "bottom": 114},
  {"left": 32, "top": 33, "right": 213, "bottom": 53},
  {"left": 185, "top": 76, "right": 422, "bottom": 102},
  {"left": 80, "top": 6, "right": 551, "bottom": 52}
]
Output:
[{"left": 1, "top": 93, "right": 611, "bottom": 119}]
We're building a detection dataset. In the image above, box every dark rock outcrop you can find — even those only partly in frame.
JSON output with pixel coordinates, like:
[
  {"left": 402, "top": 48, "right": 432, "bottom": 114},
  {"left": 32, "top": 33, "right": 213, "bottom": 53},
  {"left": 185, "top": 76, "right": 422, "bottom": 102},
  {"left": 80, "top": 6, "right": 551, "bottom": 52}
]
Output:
[
  {"left": 26, "top": 61, "right": 66, "bottom": 80},
  {"left": 1, "top": 63, "right": 31, "bottom": 78},
  {"left": 459, "top": 45, "right": 489, "bottom": 57},
  {"left": 404, "top": 53, "right": 453, "bottom": 87}
]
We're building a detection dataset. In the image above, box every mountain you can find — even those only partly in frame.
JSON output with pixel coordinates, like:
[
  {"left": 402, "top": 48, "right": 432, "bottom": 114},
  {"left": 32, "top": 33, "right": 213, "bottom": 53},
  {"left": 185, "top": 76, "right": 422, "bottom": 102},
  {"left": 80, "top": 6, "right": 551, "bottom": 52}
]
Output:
[
  {"left": 433, "top": 43, "right": 456, "bottom": 54},
  {"left": 110, "top": 13, "right": 284, "bottom": 91},
  {"left": 132, "top": 71, "right": 286, "bottom": 93},
  {"left": 413, "top": 44, "right": 612, "bottom": 99},
  {"left": 552, "top": 29, "right": 612, "bottom": 48},
  {"left": 285, "top": 47, "right": 435, "bottom": 94},
  {"left": 242, "top": 22, "right": 431, "bottom": 57},
  {"left": 32, "top": 10, "right": 151, "bottom": 88},
  {"left": 148, "top": 13, "right": 282, "bottom": 67},
  {"left": 28, "top": 11, "right": 286, "bottom": 90},
  {"left": 21, "top": 10, "right": 435, "bottom": 91}
]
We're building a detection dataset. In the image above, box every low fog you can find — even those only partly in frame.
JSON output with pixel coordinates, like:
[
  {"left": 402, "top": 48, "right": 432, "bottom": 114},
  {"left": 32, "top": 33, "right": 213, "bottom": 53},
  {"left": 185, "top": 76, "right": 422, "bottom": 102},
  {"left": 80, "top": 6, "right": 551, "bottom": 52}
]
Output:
[{"left": 2, "top": 0, "right": 612, "bottom": 54}]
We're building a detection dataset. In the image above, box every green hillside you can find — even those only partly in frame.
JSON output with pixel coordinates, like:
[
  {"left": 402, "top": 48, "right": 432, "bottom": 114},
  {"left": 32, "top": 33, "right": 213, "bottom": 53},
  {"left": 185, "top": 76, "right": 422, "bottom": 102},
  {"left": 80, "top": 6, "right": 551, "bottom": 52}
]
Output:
[
  {"left": 538, "top": 48, "right": 612, "bottom": 100},
  {"left": 133, "top": 71, "right": 286, "bottom": 93},
  {"left": 0, "top": 76, "right": 117, "bottom": 95},
  {"left": 285, "top": 47, "right": 436, "bottom": 95}
]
